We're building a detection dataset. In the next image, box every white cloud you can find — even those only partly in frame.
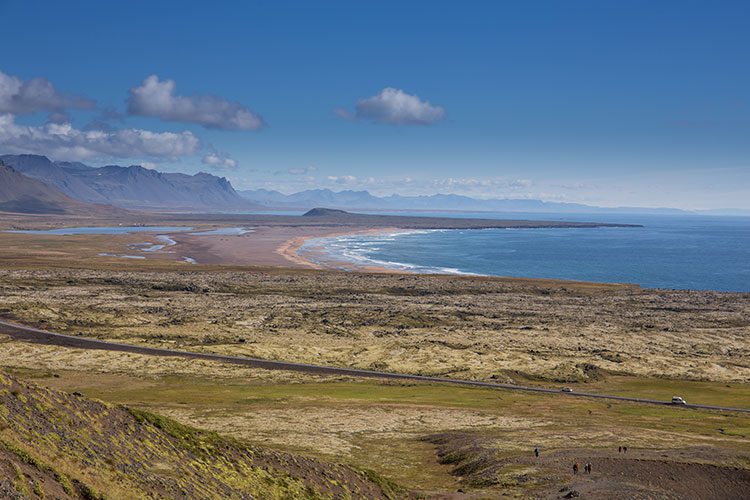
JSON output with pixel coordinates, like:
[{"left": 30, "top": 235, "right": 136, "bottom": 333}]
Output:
[
  {"left": 0, "top": 113, "right": 199, "bottom": 161},
  {"left": 272, "top": 174, "right": 538, "bottom": 198},
  {"left": 0, "top": 70, "right": 95, "bottom": 115},
  {"left": 345, "top": 87, "right": 446, "bottom": 125},
  {"left": 127, "top": 75, "right": 264, "bottom": 130},
  {"left": 202, "top": 152, "right": 237, "bottom": 170},
  {"left": 430, "top": 178, "right": 532, "bottom": 191},
  {"left": 326, "top": 175, "right": 358, "bottom": 184}
]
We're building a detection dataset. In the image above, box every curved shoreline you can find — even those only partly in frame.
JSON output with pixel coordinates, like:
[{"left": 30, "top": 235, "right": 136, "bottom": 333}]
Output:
[
  {"left": 275, "top": 234, "right": 323, "bottom": 269},
  {"left": 276, "top": 227, "right": 409, "bottom": 273}
]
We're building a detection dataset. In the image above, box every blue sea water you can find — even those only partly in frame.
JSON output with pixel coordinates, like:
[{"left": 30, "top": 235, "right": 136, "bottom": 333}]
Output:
[{"left": 301, "top": 214, "right": 750, "bottom": 292}]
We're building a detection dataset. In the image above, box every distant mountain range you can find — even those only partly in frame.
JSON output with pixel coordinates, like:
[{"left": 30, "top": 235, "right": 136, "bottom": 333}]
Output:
[
  {"left": 0, "top": 154, "right": 254, "bottom": 211},
  {"left": 1, "top": 154, "right": 746, "bottom": 216},
  {"left": 239, "top": 188, "right": 749, "bottom": 215}
]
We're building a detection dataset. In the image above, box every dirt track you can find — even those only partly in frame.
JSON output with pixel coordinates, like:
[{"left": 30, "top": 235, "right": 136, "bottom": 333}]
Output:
[{"left": 2, "top": 319, "right": 748, "bottom": 414}]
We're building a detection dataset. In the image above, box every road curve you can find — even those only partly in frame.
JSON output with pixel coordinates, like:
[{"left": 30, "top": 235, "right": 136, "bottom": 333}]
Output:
[{"left": 1, "top": 318, "right": 748, "bottom": 414}]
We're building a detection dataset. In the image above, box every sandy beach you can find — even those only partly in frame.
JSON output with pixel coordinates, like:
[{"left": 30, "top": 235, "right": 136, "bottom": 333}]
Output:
[
  {"left": 0, "top": 212, "right": 644, "bottom": 272},
  {"left": 168, "top": 225, "right": 402, "bottom": 269}
]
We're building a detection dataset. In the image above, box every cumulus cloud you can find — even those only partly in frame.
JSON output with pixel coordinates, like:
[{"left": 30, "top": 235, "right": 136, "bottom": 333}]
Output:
[
  {"left": 0, "top": 113, "right": 199, "bottom": 161},
  {"left": 0, "top": 70, "right": 95, "bottom": 115},
  {"left": 127, "top": 75, "right": 264, "bottom": 130},
  {"left": 202, "top": 152, "right": 237, "bottom": 170},
  {"left": 343, "top": 87, "right": 445, "bottom": 125}
]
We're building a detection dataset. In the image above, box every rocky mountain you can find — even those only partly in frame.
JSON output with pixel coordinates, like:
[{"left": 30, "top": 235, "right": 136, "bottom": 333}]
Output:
[
  {"left": 0, "top": 154, "right": 109, "bottom": 203},
  {"left": 63, "top": 164, "right": 248, "bottom": 210},
  {"left": 6, "top": 154, "right": 736, "bottom": 215},
  {"left": 0, "top": 162, "right": 110, "bottom": 214},
  {"left": 1, "top": 154, "right": 256, "bottom": 211}
]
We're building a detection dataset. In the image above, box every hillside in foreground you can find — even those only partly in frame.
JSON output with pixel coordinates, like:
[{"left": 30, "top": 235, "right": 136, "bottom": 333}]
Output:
[{"left": 0, "top": 370, "right": 402, "bottom": 499}]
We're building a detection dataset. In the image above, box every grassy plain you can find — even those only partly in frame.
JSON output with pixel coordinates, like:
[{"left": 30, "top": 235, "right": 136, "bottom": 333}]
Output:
[{"left": 5, "top": 357, "right": 749, "bottom": 497}]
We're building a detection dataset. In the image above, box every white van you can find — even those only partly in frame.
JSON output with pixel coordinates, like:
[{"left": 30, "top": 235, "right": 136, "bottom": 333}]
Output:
[{"left": 671, "top": 396, "right": 687, "bottom": 405}]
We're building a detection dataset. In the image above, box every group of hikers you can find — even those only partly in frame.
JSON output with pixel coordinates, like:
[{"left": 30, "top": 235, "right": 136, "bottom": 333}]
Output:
[
  {"left": 532, "top": 445, "right": 631, "bottom": 476},
  {"left": 533, "top": 448, "right": 593, "bottom": 475}
]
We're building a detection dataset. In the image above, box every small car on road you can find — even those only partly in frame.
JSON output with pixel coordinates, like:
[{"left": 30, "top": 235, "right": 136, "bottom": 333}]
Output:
[
  {"left": 561, "top": 387, "right": 573, "bottom": 393},
  {"left": 671, "top": 396, "right": 687, "bottom": 405}
]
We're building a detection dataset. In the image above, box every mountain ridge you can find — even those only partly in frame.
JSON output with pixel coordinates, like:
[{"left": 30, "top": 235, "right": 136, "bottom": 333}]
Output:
[
  {"left": 239, "top": 187, "right": 705, "bottom": 215},
  {"left": 3, "top": 154, "right": 744, "bottom": 215},
  {"left": 1, "top": 154, "right": 257, "bottom": 211}
]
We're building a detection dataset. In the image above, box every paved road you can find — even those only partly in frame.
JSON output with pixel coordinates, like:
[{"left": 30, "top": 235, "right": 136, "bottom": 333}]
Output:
[{"left": 1, "top": 319, "right": 748, "bottom": 414}]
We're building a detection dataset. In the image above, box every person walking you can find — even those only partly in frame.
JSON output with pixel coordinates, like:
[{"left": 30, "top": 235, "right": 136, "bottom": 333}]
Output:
[
  {"left": 534, "top": 447, "right": 540, "bottom": 458},
  {"left": 618, "top": 446, "right": 622, "bottom": 453},
  {"left": 573, "top": 462, "right": 579, "bottom": 475}
]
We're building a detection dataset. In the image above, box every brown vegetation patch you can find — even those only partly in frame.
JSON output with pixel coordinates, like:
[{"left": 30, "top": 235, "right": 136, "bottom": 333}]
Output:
[{"left": 0, "top": 267, "right": 747, "bottom": 384}]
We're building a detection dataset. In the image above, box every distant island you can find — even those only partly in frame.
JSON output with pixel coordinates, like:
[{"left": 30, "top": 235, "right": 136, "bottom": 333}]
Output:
[{"left": 303, "top": 207, "right": 351, "bottom": 217}]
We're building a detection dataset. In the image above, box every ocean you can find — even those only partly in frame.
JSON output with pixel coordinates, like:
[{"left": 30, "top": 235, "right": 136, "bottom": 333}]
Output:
[{"left": 299, "top": 213, "right": 750, "bottom": 292}]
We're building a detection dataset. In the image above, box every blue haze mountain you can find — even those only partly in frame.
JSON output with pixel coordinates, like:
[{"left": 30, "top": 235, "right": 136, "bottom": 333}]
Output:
[
  {"left": 1, "top": 154, "right": 254, "bottom": 211},
  {"left": 238, "top": 188, "right": 691, "bottom": 215},
  {"left": 1, "top": 154, "right": 743, "bottom": 215}
]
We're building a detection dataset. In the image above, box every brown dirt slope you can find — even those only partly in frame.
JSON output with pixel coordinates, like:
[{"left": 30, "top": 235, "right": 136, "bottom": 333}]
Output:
[
  {"left": 426, "top": 433, "right": 750, "bottom": 499},
  {"left": 0, "top": 370, "right": 405, "bottom": 499}
]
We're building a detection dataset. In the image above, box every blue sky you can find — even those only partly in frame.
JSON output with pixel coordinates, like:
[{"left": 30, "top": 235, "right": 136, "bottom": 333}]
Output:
[{"left": 1, "top": 0, "right": 749, "bottom": 209}]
